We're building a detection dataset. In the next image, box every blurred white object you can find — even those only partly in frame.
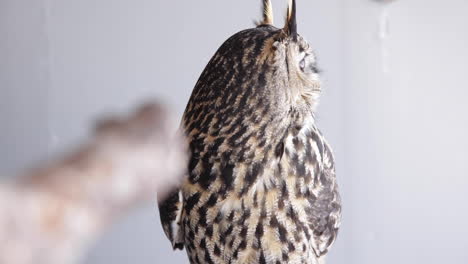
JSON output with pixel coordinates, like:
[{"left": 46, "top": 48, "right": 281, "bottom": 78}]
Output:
[
  {"left": 0, "top": 103, "right": 186, "bottom": 264},
  {"left": 378, "top": 5, "right": 391, "bottom": 73}
]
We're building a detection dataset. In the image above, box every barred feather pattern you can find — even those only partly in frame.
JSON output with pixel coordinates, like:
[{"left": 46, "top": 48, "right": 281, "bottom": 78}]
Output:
[{"left": 159, "top": 24, "right": 341, "bottom": 264}]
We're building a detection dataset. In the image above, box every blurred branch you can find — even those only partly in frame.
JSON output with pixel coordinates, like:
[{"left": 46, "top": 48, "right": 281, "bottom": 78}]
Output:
[{"left": 0, "top": 102, "right": 186, "bottom": 264}]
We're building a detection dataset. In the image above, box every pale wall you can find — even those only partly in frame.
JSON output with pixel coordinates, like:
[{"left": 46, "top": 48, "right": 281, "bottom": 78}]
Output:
[{"left": 1, "top": 0, "right": 467, "bottom": 263}]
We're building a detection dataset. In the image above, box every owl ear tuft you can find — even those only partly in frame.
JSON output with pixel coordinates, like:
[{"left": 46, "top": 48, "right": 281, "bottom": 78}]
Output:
[
  {"left": 284, "top": 0, "right": 297, "bottom": 41},
  {"left": 258, "top": 0, "right": 274, "bottom": 25}
]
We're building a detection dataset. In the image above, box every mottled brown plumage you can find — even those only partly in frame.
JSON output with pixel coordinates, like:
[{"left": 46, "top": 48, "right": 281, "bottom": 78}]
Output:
[{"left": 159, "top": 1, "right": 341, "bottom": 263}]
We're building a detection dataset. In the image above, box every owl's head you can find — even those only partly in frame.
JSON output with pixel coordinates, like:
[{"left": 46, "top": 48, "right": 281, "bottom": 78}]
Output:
[
  {"left": 187, "top": 0, "right": 321, "bottom": 133},
  {"left": 254, "top": 0, "right": 322, "bottom": 111}
]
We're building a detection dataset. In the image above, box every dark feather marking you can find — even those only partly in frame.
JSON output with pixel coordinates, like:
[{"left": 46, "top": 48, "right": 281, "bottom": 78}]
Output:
[
  {"left": 229, "top": 125, "right": 249, "bottom": 145},
  {"left": 296, "top": 162, "right": 306, "bottom": 177},
  {"left": 245, "top": 162, "right": 263, "bottom": 186},
  {"left": 197, "top": 206, "right": 207, "bottom": 227},
  {"left": 214, "top": 244, "right": 221, "bottom": 256},
  {"left": 221, "top": 163, "right": 235, "bottom": 191},
  {"left": 288, "top": 242, "right": 295, "bottom": 252},
  {"left": 206, "top": 193, "right": 218, "bottom": 207},
  {"left": 198, "top": 159, "right": 214, "bottom": 189},
  {"left": 259, "top": 252, "right": 266, "bottom": 264},
  {"left": 206, "top": 226, "right": 214, "bottom": 238},
  {"left": 275, "top": 142, "right": 284, "bottom": 160},
  {"left": 278, "top": 222, "right": 288, "bottom": 243},
  {"left": 185, "top": 193, "right": 201, "bottom": 214},
  {"left": 256, "top": 221, "right": 264, "bottom": 238}
]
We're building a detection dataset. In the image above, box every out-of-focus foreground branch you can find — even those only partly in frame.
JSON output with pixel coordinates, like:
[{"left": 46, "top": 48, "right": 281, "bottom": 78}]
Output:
[{"left": 0, "top": 102, "right": 186, "bottom": 264}]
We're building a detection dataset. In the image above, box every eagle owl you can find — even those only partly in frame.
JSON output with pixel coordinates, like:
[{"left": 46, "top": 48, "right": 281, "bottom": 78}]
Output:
[{"left": 159, "top": 1, "right": 341, "bottom": 263}]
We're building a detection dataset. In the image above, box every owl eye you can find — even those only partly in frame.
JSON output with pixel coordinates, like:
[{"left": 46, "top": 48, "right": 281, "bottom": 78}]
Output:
[{"left": 299, "top": 58, "right": 306, "bottom": 71}]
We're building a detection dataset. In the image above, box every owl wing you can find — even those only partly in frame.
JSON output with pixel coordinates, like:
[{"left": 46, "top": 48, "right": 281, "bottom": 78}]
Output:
[
  {"left": 158, "top": 189, "right": 185, "bottom": 250},
  {"left": 307, "top": 132, "right": 342, "bottom": 258}
]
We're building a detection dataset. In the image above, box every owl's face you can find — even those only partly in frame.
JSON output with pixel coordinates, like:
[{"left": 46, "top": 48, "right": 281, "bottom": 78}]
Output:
[{"left": 263, "top": 28, "right": 322, "bottom": 110}]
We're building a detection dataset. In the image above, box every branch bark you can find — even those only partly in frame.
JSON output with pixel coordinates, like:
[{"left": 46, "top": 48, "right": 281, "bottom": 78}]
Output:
[{"left": 0, "top": 102, "right": 186, "bottom": 264}]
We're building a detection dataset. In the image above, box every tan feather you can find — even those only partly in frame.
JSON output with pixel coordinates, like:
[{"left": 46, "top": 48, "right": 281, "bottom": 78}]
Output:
[{"left": 260, "top": 0, "right": 274, "bottom": 25}]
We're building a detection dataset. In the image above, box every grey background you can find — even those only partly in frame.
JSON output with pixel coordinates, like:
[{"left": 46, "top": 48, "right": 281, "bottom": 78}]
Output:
[{"left": 1, "top": 0, "right": 467, "bottom": 263}]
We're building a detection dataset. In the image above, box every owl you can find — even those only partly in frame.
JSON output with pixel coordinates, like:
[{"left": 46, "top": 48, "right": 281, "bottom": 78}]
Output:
[{"left": 158, "top": 1, "right": 341, "bottom": 263}]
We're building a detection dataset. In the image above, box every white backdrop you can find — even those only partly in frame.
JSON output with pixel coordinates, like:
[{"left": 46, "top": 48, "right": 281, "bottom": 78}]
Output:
[
  {"left": 1, "top": 0, "right": 467, "bottom": 263},
  {"left": 343, "top": 1, "right": 468, "bottom": 263}
]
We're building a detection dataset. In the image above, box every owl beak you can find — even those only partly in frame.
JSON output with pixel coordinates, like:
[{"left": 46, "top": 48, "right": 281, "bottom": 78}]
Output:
[{"left": 284, "top": 0, "right": 298, "bottom": 41}]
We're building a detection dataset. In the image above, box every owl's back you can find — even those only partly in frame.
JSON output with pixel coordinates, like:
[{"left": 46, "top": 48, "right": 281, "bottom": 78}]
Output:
[{"left": 180, "top": 111, "right": 340, "bottom": 264}]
